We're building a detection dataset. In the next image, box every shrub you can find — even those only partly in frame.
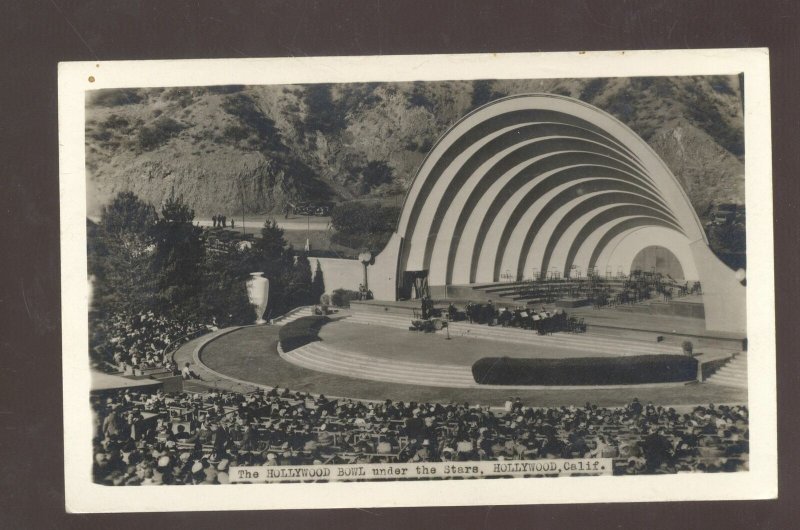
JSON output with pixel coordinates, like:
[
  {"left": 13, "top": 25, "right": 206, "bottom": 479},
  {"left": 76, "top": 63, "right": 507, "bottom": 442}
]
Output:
[
  {"left": 91, "top": 88, "right": 144, "bottom": 107},
  {"left": 407, "top": 82, "right": 435, "bottom": 112},
  {"left": 330, "top": 202, "right": 400, "bottom": 251},
  {"left": 606, "top": 88, "right": 637, "bottom": 122},
  {"left": 330, "top": 289, "right": 361, "bottom": 308},
  {"left": 472, "top": 355, "right": 699, "bottom": 385},
  {"left": 361, "top": 160, "right": 394, "bottom": 188},
  {"left": 206, "top": 85, "right": 245, "bottom": 95},
  {"left": 331, "top": 202, "right": 399, "bottom": 236},
  {"left": 222, "top": 125, "right": 251, "bottom": 142},
  {"left": 579, "top": 78, "right": 609, "bottom": 102},
  {"left": 138, "top": 117, "right": 185, "bottom": 150},
  {"left": 468, "top": 80, "right": 509, "bottom": 109},
  {"left": 103, "top": 114, "right": 130, "bottom": 131},
  {"left": 302, "top": 84, "right": 347, "bottom": 134},
  {"left": 278, "top": 316, "right": 330, "bottom": 352},
  {"left": 163, "top": 88, "right": 195, "bottom": 108},
  {"left": 685, "top": 84, "right": 744, "bottom": 156},
  {"left": 710, "top": 76, "right": 735, "bottom": 96},
  {"left": 471, "top": 80, "right": 494, "bottom": 108},
  {"left": 222, "top": 93, "right": 284, "bottom": 151}
]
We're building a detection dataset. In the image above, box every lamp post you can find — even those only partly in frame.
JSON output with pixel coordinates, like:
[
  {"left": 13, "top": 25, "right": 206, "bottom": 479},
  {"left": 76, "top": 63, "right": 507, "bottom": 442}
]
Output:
[
  {"left": 358, "top": 251, "right": 372, "bottom": 297},
  {"left": 237, "top": 178, "right": 247, "bottom": 237}
]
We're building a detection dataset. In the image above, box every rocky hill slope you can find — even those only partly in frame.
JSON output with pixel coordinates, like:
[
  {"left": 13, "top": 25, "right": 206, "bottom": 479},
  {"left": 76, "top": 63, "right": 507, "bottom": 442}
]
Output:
[{"left": 85, "top": 75, "right": 744, "bottom": 221}]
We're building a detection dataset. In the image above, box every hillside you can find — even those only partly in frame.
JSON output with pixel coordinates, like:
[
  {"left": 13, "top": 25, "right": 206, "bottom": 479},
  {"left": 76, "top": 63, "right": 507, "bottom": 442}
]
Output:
[{"left": 85, "top": 75, "right": 744, "bottom": 222}]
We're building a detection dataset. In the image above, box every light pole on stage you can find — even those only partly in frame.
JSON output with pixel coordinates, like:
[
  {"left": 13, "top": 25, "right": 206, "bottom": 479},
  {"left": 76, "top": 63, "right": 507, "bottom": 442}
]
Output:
[
  {"left": 306, "top": 209, "right": 311, "bottom": 252},
  {"left": 358, "top": 251, "right": 372, "bottom": 297}
]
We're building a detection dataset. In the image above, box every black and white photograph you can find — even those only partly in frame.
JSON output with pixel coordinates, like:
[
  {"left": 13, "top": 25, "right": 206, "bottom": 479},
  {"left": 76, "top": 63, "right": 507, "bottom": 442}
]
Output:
[{"left": 58, "top": 50, "right": 776, "bottom": 511}]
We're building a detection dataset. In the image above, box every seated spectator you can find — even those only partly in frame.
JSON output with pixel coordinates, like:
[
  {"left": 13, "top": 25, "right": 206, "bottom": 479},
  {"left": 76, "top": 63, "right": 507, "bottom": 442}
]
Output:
[
  {"left": 181, "top": 363, "right": 200, "bottom": 380},
  {"left": 91, "top": 386, "right": 748, "bottom": 485}
]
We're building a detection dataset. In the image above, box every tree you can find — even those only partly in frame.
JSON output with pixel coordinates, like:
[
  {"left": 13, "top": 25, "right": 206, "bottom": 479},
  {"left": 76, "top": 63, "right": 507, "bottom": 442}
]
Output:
[
  {"left": 251, "top": 219, "right": 294, "bottom": 316},
  {"left": 221, "top": 93, "right": 285, "bottom": 152},
  {"left": 471, "top": 80, "right": 494, "bottom": 108},
  {"left": 361, "top": 160, "right": 394, "bottom": 188},
  {"left": 311, "top": 260, "right": 325, "bottom": 303},
  {"left": 330, "top": 202, "right": 400, "bottom": 251},
  {"left": 89, "top": 191, "right": 158, "bottom": 316},
  {"left": 150, "top": 194, "right": 205, "bottom": 317},
  {"left": 254, "top": 219, "right": 292, "bottom": 278},
  {"left": 98, "top": 190, "right": 158, "bottom": 241},
  {"left": 303, "top": 84, "right": 346, "bottom": 134},
  {"left": 286, "top": 253, "right": 313, "bottom": 306},
  {"left": 196, "top": 248, "right": 257, "bottom": 327},
  {"left": 470, "top": 80, "right": 508, "bottom": 109}
]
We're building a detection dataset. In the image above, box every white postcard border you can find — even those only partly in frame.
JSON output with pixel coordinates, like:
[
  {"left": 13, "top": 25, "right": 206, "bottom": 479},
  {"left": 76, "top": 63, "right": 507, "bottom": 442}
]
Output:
[{"left": 59, "top": 49, "right": 776, "bottom": 512}]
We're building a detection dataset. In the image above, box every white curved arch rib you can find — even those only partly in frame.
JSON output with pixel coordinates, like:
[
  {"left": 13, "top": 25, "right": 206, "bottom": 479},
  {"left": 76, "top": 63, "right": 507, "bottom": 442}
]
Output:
[{"left": 367, "top": 94, "right": 745, "bottom": 334}]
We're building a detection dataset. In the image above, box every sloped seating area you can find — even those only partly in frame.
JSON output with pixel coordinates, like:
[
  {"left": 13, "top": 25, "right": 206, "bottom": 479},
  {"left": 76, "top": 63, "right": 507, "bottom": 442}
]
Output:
[
  {"left": 92, "top": 386, "right": 749, "bottom": 485},
  {"left": 90, "top": 310, "right": 213, "bottom": 375}
]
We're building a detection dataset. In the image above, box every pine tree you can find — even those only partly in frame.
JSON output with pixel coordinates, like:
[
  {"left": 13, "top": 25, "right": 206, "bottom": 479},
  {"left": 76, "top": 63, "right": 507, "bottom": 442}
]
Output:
[
  {"left": 90, "top": 191, "right": 158, "bottom": 315},
  {"left": 197, "top": 248, "right": 256, "bottom": 327},
  {"left": 252, "top": 218, "right": 294, "bottom": 316},
  {"left": 150, "top": 194, "right": 205, "bottom": 317},
  {"left": 254, "top": 219, "right": 291, "bottom": 277},
  {"left": 287, "top": 252, "right": 313, "bottom": 306},
  {"left": 311, "top": 260, "right": 325, "bottom": 303}
]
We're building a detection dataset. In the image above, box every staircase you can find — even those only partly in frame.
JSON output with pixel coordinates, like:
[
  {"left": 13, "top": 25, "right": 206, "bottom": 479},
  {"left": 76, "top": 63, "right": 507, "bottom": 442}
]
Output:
[
  {"left": 345, "top": 311, "right": 682, "bottom": 357},
  {"left": 271, "top": 306, "right": 314, "bottom": 326},
  {"left": 280, "top": 340, "right": 476, "bottom": 388},
  {"left": 705, "top": 353, "right": 748, "bottom": 388}
]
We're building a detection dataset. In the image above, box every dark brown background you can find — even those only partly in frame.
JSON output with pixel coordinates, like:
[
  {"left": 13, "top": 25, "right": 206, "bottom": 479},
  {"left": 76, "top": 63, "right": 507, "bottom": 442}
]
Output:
[{"left": 1, "top": 0, "right": 797, "bottom": 528}]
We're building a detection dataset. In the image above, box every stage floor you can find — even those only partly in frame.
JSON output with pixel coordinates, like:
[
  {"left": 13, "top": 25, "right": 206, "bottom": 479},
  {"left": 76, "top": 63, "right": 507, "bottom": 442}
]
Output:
[
  {"left": 319, "top": 321, "right": 632, "bottom": 365},
  {"left": 318, "top": 319, "right": 732, "bottom": 362},
  {"left": 190, "top": 323, "right": 748, "bottom": 408}
]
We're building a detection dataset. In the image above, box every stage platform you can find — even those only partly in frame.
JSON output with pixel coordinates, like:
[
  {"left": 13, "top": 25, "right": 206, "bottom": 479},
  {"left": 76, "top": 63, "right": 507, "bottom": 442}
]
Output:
[
  {"left": 569, "top": 305, "right": 746, "bottom": 352},
  {"left": 192, "top": 324, "right": 748, "bottom": 408},
  {"left": 351, "top": 296, "right": 745, "bottom": 352}
]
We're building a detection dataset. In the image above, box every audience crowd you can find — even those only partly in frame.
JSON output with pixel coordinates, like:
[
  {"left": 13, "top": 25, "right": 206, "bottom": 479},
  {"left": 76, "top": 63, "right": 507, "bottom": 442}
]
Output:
[
  {"left": 92, "top": 386, "right": 749, "bottom": 485},
  {"left": 90, "top": 311, "right": 212, "bottom": 374}
]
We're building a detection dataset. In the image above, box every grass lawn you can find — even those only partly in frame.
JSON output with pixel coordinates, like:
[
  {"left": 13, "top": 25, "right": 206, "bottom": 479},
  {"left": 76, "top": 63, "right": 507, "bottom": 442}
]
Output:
[{"left": 199, "top": 325, "right": 748, "bottom": 408}]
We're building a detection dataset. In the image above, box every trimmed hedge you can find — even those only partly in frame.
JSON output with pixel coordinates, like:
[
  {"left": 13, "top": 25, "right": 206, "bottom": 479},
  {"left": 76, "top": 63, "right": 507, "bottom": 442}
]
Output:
[
  {"left": 278, "top": 316, "right": 330, "bottom": 352},
  {"left": 472, "top": 355, "right": 698, "bottom": 386},
  {"left": 330, "top": 289, "right": 361, "bottom": 308}
]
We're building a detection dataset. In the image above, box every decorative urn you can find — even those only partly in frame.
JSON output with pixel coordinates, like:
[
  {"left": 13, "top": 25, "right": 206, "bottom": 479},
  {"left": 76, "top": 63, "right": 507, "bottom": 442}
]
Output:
[{"left": 246, "top": 272, "right": 270, "bottom": 324}]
